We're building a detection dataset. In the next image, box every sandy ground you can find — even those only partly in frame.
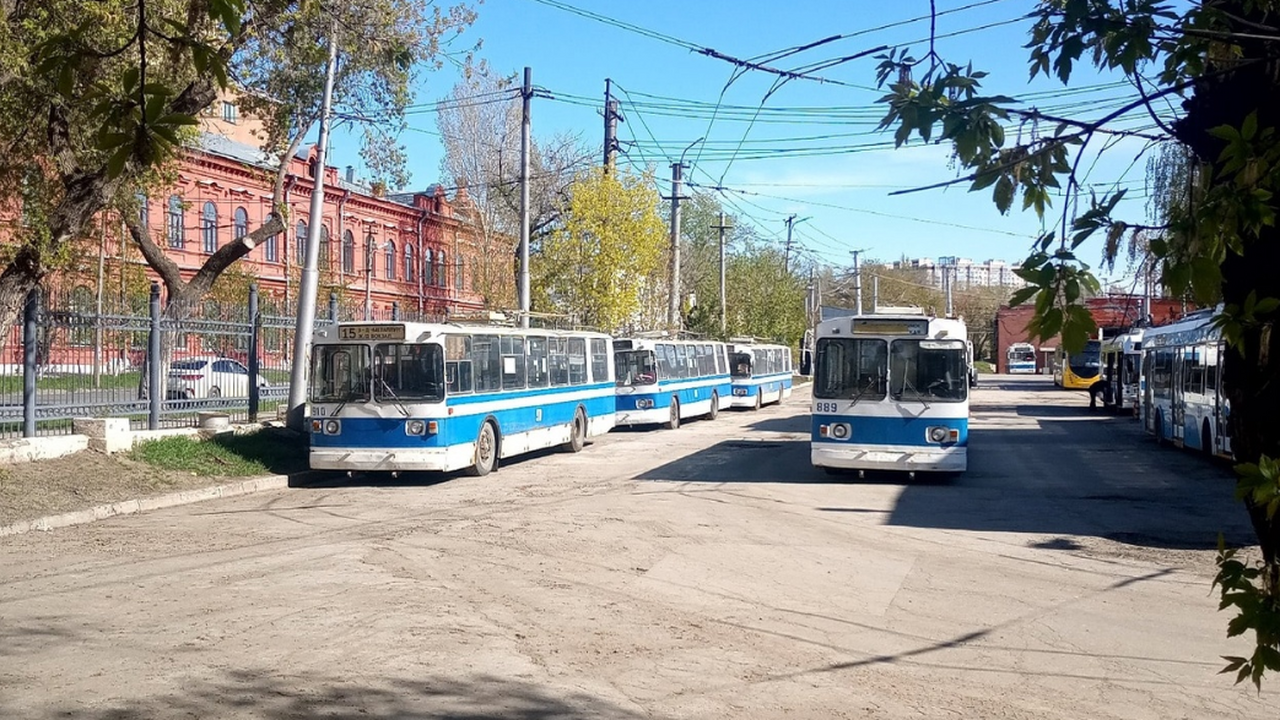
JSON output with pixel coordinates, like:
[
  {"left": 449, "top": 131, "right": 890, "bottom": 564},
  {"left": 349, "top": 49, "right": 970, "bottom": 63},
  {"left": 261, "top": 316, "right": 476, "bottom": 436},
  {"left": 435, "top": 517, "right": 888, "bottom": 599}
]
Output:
[{"left": 0, "top": 376, "right": 1271, "bottom": 719}]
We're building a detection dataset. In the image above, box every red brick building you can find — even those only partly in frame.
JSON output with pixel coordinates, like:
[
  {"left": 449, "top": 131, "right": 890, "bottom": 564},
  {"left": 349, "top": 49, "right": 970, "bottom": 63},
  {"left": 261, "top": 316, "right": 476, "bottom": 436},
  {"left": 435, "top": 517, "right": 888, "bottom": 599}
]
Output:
[{"left": 993, "top": 294, "right": 1189, "bottom": 374}]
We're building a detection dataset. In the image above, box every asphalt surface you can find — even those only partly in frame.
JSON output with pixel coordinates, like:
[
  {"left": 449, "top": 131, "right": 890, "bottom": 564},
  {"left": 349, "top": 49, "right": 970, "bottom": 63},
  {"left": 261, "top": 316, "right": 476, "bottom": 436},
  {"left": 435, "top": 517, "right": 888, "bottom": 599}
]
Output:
[{"left": 0, "top": 375, "right": 1268, "bottom": 719}]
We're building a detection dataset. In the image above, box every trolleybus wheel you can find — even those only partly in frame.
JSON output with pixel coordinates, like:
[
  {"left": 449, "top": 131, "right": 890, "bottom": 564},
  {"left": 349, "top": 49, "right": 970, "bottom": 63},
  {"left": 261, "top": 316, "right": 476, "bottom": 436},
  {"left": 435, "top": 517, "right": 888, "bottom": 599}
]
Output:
[
  {"left": 565, "top": 408, "right": 587, "bottom": 453},
  {"left": 707, "top": 392, "right": 719, "bottom": 420},
  {"left": 1202, "top": 422, "right": 1213, "bottom": 458},
  {"left": 467, "top": 421, "right": 498, "bottom": 477},
  {"left": 754, "top": 390, "right": 762, "bottom": 410},
  {"left": 666, "top": 397, "right": 681, "bottom": 430},
  {"left": 1155, "top": 413, "right": 1167, "bottom": 447}
]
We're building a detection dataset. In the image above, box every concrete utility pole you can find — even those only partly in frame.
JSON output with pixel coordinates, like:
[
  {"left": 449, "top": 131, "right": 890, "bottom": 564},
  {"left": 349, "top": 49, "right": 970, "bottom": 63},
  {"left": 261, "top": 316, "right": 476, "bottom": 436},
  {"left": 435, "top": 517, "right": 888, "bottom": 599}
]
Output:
[
  {"left": 714, "top": 212, "right": 732, "bottom": 334},
  {"left": 851, "top": 249, "right": 863, "bottom": 315},
  {"left": 783, "top": 215, "right": 796, "bottom": 274},
  {"left": 872, "top": 274, "right": 879, "bottom": 313},
  {"left": 286, "top": 19, "right": 338, "bottom": 432},
  {"left": 667, "top": 161, "right": 685, "bottom": 330},
  {"left": 944, "top": 266, "right": 955, "bottom": 318},
  {"left": 519, "top": 66, "right": 532, "bottom": 328},
  {"left": 603, "top": 78, "right": 622, "bottom": 171}
]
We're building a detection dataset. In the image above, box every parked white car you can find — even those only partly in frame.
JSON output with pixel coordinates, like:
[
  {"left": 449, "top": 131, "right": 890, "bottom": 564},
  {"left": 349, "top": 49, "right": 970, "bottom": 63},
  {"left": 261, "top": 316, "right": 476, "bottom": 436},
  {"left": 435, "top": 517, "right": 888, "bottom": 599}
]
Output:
[{"left": 166, "top": 357, "right": 269, "bottom": 399}]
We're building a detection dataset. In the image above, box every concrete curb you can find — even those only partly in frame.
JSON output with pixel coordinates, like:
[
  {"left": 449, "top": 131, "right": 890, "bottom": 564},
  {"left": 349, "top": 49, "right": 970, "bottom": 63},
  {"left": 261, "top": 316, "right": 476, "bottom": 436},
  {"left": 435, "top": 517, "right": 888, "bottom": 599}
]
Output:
[{"left": 0, "top": 474, "right": 294, "bottom": 538}]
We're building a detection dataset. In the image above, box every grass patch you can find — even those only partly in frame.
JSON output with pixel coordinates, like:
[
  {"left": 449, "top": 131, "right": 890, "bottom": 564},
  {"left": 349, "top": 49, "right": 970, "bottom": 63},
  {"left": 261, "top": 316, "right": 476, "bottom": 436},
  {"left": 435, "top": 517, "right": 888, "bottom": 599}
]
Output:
[
  {"left": 131, "top": 429, "right": 308, "bottom": 477},
  {"left": 0, "top": 372, "right": 143, "bottom": 394},
  {"left": 974, "top": 360, "right": 995, "bottom": 374}
]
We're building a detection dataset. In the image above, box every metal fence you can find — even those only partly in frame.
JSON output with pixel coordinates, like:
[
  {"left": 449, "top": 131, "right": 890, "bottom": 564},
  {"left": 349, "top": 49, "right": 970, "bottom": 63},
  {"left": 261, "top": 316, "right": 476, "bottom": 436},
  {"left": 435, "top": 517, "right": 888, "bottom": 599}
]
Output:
[{"left": 0, "top": 283, "right": 436, "bottom": 439}]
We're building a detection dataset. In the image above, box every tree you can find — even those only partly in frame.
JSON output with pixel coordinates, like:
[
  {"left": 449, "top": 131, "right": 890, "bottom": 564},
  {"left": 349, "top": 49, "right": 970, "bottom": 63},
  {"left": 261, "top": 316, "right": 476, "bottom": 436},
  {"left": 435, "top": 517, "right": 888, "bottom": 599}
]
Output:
[
  {"left": 1, "top": 0, "right": 475, "bottom": 383},
  {"left": 435, "top": 65, "right": 593, "bottom": 308},
  {"left": 533, "top": 167, "right": 666, "bottom": 331},
  {"left": 866, "top": 0, "right": 1280, "bottom": 686}
]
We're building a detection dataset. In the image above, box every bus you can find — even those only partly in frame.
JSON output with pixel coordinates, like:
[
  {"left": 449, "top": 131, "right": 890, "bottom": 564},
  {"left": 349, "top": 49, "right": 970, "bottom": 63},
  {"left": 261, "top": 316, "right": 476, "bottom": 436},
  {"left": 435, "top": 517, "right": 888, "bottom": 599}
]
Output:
[
  {"left": 1053, "top": 339, "right": 1102, "bottom": 390},
  {"left": 1006, "top": 342, "right": 1037, "bottom": 374},
  {"left": 1141, "top": 309, "right": 1232, "bottom": 459},
  {"left": 308, "top": 321, "right": 617, "bottom": 476},
  {"left": 810, "top": 310, "right": 970, "bottom": 476},
  {"left": 727, "top": 340, "right": 793, "bottom": 409},
  {"left": 613, "top": 338, "right": 732, "bottom": 429},
  {"left": 1100, "top": 329, "right": 1143, "bottom": 415}
]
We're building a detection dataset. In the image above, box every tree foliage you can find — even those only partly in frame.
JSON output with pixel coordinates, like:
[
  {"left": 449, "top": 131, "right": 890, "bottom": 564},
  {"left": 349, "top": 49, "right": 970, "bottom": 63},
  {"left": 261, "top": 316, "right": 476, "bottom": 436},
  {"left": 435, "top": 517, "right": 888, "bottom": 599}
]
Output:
[
  {"left": 533, "top": 167, "right": 666, "bottom": 331},
  {"left": 872, "top": 0, "right": 1280, "bottom": 687}
]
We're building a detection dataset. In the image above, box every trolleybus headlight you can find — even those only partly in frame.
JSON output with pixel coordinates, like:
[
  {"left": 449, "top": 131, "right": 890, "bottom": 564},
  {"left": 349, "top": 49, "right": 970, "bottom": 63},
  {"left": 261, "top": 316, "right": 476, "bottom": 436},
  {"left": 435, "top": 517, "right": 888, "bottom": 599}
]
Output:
[
  {"left": 636, "top": 399, "right": 654, "bottom": 409},
  {"left": 927, "top": 426, "right": 949, "bottom": 443},
  {"left": 324, "top": 419, "right": 341, "bottom": 435},
  {"left": 406, "top": 419, "right": 427, "bottom": 436},
  {"left": 830, "top": 423, "right": 850, "bottom": 440}
]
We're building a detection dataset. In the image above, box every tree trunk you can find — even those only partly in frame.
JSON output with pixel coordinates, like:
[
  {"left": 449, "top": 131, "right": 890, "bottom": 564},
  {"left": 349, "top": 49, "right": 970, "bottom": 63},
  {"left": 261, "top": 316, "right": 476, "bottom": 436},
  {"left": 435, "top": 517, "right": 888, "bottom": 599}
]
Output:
[{"left": 1175, "top": 30, "right": 1280, "bottom": 570}]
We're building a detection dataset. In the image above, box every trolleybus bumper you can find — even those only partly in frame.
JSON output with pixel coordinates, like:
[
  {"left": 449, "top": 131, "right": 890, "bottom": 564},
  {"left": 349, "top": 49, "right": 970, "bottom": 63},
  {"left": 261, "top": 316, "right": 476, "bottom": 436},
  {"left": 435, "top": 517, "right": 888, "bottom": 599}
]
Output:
[
  {"left": 811, "top": 443, "right": 967, "bottom": 473},
  {"left": 615, "top": 407, "right": 672, "bottom": 426},
  {"left": 310, "top": 447, "right": 463, "bottom": 473}
]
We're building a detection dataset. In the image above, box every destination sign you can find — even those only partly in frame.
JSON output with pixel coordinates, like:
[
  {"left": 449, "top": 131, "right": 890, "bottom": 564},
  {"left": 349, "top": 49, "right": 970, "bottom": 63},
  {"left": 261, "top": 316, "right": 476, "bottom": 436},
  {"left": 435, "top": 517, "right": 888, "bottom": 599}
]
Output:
[
  {"left": 338, "top": 324, "right": 406, "bottom": 341},
  {"left": 851, "top": 319, "right": 928, "bottom": 336}
]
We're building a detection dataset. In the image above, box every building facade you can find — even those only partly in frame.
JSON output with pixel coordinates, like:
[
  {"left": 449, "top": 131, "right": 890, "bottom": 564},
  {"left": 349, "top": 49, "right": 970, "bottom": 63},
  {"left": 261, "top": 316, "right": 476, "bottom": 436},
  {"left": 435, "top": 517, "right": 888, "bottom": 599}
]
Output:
[{"left": 892, "top": 257, "right": 1026, "bottom": 289}]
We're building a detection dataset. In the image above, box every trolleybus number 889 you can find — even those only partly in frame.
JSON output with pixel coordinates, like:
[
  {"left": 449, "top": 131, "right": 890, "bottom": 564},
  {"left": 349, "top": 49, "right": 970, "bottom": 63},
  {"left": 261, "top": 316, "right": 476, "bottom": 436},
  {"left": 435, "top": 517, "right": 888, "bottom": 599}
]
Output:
[{"left": 814, "top": 401, "right": 842, "bottom": 413}]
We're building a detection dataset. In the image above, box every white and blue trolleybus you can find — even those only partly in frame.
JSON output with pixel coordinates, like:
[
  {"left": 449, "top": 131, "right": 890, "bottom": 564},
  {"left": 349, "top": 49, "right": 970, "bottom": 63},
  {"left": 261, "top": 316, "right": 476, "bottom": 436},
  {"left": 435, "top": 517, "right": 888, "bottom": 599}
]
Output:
[
  {"left": 727, "top": 340, "right": 794, "bottom": 409},
  {"left": 1140, "top": 309, "right": 1232, "bottom": 458},
  {"left": 810, "top": 310, "right": 970, "bottom": 476},
  {"left": 308, "top": 321, "right": 617, "bottom": 476},
  {"left": 1006, "top": 342, "right": 1037, "bottom": 374},
  {"left": 613, "top": 338, "right": 732, "bottom": 429}
]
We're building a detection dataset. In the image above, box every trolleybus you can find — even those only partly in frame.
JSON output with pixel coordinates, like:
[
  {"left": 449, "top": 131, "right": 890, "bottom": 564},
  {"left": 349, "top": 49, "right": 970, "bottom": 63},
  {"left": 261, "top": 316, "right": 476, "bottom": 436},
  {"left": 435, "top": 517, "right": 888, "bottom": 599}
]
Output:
[
  {"left": 1006, "top": 342, "right": 1037, "bottom": 374},
  {"left": 727, "top": 340, "right": 793, "bottom": 409},
  {"left": 1100, "top": 329, "right": 1143, "bottom": 415},
  {"left": 308, "top": 321, "right": 617, "bottom": 476},
  {"left": 613, "top": 338, "right": 732, "bottom": 429},
  {"left": 1052, "top": 339, "right": 1103, "bottom": 390},
  {"left": 1141, "top": 309, "right": 1232, "bottom": 458},
  {"left": 810, "top": 309, "right": 970, "bottom": 476}
]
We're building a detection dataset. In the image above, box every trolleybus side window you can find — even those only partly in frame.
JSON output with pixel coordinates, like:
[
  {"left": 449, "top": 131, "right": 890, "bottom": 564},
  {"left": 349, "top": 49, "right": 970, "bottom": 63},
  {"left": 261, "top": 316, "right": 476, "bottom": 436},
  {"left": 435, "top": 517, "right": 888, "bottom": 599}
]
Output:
[
  {"left": 527, "top": 336, "right": 549, "bottom": 388},
  {"left": 549, "top": 337, "right": 570, "bottom": 386},
  {"left": 568, "top": 337, "right": 588, "bottom": 385},
  {"left": 655, "top": 344, "right": 674, "bottom": 380},
  {"left": 890, "top": 339, "right": 967, "bottom": 402},
  {"left": 1151, "top": 349, "right": 1172, "bottom": 398},
  {"left": 310, "top": 344, "right": 371, "bottom": 403},
  {"left": 590, "top": 338, "right": 609, "bottom": 383},
  {"left": 500, "top": 335, "right": 526, "bottom": 390},
  {"left": 445, "top": 334, "right": 472, "bottom": 394},
  {"left": 813, "top": 337, "right": 887, "bottom": 401},
  {"left": 715, "top": 344, "right": 727, "bottom": 375},
  {"left": 372, "top": 343, "right": 445, "bottom": 402},
  {"left": 471, "top": 334, "right": 502, "bottom": 393},
  {"left": 696, "top": 344, "right": 712, "bottom": 375}
]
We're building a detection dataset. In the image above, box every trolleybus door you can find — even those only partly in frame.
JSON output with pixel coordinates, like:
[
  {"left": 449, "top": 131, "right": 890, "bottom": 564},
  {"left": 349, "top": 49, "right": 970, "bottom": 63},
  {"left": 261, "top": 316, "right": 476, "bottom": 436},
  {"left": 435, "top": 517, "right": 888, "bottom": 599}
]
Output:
[{"left": 1171, "top": 348, "right": 1187, "bottom": 444}]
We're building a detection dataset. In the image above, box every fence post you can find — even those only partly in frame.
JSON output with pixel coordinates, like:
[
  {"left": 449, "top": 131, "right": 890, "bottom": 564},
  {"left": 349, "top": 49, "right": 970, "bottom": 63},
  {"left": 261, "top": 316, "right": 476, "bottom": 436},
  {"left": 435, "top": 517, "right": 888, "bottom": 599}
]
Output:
[
  {"left": 22, "top": 289, "right": 38, "bottom": 438},
  {"left": 329, "top": 292, "right": 338, "bottom": 323},
  {"left": 391, "top": 301, "right": 399, "bottom": 321},
  {"left": 148, "top": 281, "right": 161, "bottom": 430},
  {"left": 248, "top": 283, "right": 260, "bottom": 423}
]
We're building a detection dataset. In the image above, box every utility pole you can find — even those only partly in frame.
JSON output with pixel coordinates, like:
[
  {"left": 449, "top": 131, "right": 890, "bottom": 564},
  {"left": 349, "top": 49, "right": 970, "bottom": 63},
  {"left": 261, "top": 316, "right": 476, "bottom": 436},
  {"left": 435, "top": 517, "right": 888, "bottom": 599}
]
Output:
[
  {"left": 872, "top": 274, "right": 879, "bottom": 313},
  {"left": 714, "top": 212, "right": 732, "bottom": 334},
  {"left": 603, "top": 78, "right": 622, "bottom": 172},
  {"left": 783, "top": 215, "right": 796, "bottom": 274},
  {"left": 286, "top": 18, "right": 338, "bottom": 432},
  {"left": 851, "top": 249, "right": 863, "bottom": 316},
  {"left": 944, "top": 266, "right": 955, "bottom": 318},
  {"left": 667, "top": 161, "right": 685, "bottom": 330},
  {"left": 519, "top": 66, "right": 532, "bottom": 328}
]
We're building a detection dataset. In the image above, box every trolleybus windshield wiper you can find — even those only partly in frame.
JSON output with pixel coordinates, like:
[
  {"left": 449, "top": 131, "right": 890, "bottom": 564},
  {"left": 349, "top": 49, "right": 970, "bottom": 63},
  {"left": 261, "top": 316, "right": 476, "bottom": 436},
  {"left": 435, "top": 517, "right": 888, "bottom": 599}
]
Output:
[
  {"left": 895, "top": 375, "right": 931, "bottom": 409},
  {"left": 376, "top": 377, "right": 411, "bottom": 416},
  {"left": 848, "top": 374, "right": 880, "bottom": 406}
]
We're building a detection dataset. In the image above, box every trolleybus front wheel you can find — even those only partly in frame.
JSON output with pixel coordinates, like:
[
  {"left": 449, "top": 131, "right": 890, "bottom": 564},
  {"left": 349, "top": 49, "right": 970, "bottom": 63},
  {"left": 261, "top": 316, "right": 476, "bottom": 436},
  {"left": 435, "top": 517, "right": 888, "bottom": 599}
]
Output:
[
  {"left": 754, "top": 390, "right": 762, "bottom": 411},
  {"left": 666, "top": 398, "right": 681, "bottom": 430},
  {"left": 467, "top": 421, "right": 498, "bottom": 477},
  {"left": 565, "top": 408, "right": 587, "bottom": 453},
  {"left": 707, "top": 392, "right": 719, "bottom": 420}
]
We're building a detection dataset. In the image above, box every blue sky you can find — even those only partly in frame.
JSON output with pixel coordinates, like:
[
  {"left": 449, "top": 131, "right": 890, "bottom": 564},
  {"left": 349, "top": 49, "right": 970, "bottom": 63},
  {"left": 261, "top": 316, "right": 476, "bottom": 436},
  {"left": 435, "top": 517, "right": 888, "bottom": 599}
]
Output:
[{"left": 327, "top": 0, "right": 1157, "bottom": 285}]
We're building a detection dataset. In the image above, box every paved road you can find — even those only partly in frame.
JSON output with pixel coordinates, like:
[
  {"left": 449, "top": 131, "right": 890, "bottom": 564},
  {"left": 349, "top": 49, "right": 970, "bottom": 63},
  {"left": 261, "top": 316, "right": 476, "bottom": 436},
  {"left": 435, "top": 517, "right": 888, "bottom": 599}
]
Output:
[{"left": 0, "top": 376, "right": 1268, "bottom": 719}]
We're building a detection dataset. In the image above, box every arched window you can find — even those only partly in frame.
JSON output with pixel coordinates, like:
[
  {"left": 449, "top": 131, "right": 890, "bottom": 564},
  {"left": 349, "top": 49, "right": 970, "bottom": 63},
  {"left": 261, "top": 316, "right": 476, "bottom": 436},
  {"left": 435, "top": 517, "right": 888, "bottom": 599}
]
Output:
[
  {"left": 319, "top": 225, "right": 330, "bottom": 269},
  {"left": 424, "top": 249, "right": 434, "bottom": 286},
  {"left": 342, "top": 230, "right": 355, "bottom": 274},
  {"left": 264, "top": 232, "right": 278, "bottom": 263},
  {"left": 436, "top": 250, "right": 447, "bottom": 288},
  {"left": 295, "top": 221, "right": 308, "bottom": 265},
  {"left": 166, "top": 195, "right": 184, "bottom": 248},
  {"left": 384, "top": 241, "right": 396, "bottom": 280},
  {"left": 201, "top": 201, "right": 218, "bottom": 253},
  {"left": 404, "top": 244, "right": 415, "bottom": 284},
  {"left": 233, "top": 207, "right": 248, "bottom": 242},
  {"left": 364, "top": 232, "right": 376, "bottom": 275},
  {"left": 456, "top": 255, "right": 465, "bottom": 291}
]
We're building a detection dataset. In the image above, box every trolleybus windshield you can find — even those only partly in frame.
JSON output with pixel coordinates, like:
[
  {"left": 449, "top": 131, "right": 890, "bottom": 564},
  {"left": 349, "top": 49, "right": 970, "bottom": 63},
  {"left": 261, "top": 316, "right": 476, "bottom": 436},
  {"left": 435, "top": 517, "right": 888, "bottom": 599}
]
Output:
[
  {"left": 730, "top": 352, "right": 753, "bottom": 378},
  {"left": 813, "top": 337, "right": 888, "bottom": 401},
  {"left": 614, "top": 349, "right": 657, "bottom": 386},
  {"left": 372, "top": 344, "right": 445, "bottom": 403},
  {"left": 1071, "top": 340, "right": 1102, "bottom": 379},
  {"left": 311, "top": 344, "right": 372, "bottom": 404},
  {"left": 890, "top": 339, "right": 968, "bottom": 402}
]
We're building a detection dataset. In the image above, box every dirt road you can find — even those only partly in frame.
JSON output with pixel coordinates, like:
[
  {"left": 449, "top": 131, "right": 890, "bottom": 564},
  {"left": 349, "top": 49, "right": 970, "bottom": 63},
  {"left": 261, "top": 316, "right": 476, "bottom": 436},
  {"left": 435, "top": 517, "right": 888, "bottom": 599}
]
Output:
[{"left": 0, "top": 378, "right": 1269, "bottom": 718}]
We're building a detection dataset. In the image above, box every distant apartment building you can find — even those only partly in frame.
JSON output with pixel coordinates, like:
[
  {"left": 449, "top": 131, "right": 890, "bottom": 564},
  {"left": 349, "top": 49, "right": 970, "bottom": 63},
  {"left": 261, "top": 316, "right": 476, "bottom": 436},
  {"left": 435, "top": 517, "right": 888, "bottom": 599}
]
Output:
[{"left": 891, "top": 256, "right": 1026, "bottom": 289}]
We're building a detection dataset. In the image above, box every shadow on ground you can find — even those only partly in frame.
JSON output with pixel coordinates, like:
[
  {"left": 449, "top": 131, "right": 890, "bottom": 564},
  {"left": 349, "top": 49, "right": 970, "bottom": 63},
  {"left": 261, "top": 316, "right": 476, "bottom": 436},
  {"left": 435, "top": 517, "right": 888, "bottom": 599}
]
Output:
[{"left": 14, "top": 670, "right": 645, "bottom": 720}]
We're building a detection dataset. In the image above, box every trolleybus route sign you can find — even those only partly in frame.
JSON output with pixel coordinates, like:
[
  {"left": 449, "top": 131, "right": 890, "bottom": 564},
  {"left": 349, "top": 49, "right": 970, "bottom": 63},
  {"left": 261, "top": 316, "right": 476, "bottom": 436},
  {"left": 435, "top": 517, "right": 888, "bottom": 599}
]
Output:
[{"left": 338, "top": 324, "right": 406, "bottom": 341}]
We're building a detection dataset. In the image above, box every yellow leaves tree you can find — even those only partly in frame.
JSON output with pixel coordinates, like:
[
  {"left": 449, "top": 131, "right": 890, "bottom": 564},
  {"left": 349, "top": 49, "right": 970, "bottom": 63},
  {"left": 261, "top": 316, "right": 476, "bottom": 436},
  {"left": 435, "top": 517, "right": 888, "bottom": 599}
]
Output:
[{"left": 534, "top": 168, "right": 666, "bottom": 331}]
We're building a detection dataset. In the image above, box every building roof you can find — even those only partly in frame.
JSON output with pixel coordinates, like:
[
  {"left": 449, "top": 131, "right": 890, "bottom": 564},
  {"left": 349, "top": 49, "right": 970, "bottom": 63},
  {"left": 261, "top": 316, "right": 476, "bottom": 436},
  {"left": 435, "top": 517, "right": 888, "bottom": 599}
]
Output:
[{"left": 195, "top": 131, "right": 285, "bottom": 170}]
